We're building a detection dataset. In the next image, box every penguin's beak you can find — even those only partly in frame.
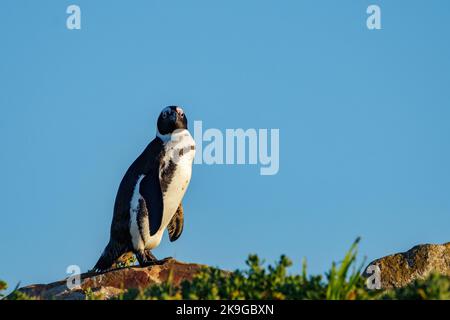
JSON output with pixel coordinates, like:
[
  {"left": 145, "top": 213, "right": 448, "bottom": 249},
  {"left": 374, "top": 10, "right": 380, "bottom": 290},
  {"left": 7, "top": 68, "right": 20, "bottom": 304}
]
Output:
[{"left": 169, "top": 111, "right": 178, "bottom": 122}]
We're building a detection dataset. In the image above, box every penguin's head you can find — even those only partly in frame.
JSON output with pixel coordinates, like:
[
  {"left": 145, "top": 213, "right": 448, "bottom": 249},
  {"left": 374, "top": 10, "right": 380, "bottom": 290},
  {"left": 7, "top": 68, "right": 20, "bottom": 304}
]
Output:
[{"left": 157, "top": 106, "right": 188, "bottom": 135}]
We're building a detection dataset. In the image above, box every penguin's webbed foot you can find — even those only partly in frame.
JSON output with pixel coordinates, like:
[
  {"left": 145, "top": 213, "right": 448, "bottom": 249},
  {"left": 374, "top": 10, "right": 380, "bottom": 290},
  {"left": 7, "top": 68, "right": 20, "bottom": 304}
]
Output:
[
  {"left": 153, "top": 256, "right": 175, "bottom": 265},
  {"left": 135, "top": 250, "right": 158, "bottom": 267}
]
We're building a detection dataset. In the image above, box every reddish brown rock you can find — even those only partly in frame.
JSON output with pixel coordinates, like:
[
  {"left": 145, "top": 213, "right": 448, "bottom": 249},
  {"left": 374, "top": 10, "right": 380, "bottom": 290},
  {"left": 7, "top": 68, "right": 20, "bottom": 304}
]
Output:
[{"left": 18, "top": 258, "right": 206, "bottom": 300}]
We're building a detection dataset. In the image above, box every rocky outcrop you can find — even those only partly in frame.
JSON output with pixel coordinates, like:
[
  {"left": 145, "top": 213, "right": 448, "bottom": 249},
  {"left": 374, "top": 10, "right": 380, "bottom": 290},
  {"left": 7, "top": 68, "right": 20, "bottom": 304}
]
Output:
[
  {"left": 18, "top": 258, "right": 206, "bottom": 300},
  {"left": 363, "top": 242, "right": 450, "bottom": 289}
]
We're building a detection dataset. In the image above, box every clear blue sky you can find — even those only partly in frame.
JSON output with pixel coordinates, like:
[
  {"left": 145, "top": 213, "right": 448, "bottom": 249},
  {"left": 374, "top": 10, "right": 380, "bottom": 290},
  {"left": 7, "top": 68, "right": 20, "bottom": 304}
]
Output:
[{"left": 1, "top": 0, "right": 449, "bottom": 290}]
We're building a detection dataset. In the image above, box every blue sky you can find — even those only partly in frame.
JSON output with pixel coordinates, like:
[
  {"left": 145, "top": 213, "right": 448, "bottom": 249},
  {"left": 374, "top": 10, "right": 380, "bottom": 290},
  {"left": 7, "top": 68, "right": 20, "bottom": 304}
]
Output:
[{"left": 1, "top": 0, "right": 449, "bottom": 290}]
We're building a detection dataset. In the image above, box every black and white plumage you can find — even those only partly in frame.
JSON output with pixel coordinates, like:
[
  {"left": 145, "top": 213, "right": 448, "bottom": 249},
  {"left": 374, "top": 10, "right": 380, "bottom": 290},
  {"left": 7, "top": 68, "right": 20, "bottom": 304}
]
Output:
[{"left": 93, "top": 106, "right": 195, "bottom": 272}]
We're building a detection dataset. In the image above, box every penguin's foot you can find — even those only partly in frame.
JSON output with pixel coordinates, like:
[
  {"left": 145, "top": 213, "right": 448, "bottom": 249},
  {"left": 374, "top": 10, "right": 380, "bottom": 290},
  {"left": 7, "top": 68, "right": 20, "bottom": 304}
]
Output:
[
  {"left": 153, "top": 256, "right": 174, "bottom": 265},
  {"left": 134, "top": 249, "right": 158, "bottom": 267}
]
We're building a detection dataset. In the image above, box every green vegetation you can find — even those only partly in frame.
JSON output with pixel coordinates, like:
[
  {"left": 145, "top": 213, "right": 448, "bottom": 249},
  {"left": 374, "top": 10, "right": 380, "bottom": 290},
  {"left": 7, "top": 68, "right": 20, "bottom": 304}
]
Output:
[
  {"left": 114, "top": 253, "right": 137, "bottom": 269},
  {"left": 111, "top": 239, "right": 449, "bottom": 300},
  {"left": 0, "top": 280, "right": 7, "bottom": 299},
  {"left": 2, "top": 239, "right": 449, "bottom": 300},
  {"left": 118, "top": 238, "right": 449, "bottom": 300},
  {"left": 0, "top": 281, "right": 35, "bottom": 300}
]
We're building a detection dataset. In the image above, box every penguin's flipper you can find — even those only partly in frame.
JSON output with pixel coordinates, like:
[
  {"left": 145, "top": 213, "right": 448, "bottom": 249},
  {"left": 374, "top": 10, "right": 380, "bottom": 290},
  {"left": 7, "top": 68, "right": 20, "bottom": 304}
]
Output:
[
  {"left": 167, "top": 203, "right": 184, "bottom": 242},
  {"left": 139, "top": 173, "right": 164, "bottom": 236}
]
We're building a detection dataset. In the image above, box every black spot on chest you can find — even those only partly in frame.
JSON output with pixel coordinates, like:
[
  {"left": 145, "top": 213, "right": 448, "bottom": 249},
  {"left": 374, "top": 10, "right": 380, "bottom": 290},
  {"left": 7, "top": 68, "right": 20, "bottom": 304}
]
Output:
[{"left": 160, "top": 159, "right": 177, "bottom": 193}]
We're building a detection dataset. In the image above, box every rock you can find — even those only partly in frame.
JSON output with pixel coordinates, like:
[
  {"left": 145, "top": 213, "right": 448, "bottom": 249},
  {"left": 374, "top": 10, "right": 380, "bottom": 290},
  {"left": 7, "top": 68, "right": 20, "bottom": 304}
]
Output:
[
  {"left": 363, "top": 242, "right": 450, "bottom": 289},
  {"left": 17, "top": 258, "right": 207, "bottom": 300}
]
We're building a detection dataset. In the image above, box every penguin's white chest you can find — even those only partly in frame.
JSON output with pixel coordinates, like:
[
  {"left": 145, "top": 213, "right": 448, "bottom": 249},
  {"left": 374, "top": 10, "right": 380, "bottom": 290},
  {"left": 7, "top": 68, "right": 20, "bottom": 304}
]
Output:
[
  {"left": 158, "top": 131, "right": 195, "bottom": 235},
  {"left": 160, "top": 155, "right": 193, "bottom": 230}
]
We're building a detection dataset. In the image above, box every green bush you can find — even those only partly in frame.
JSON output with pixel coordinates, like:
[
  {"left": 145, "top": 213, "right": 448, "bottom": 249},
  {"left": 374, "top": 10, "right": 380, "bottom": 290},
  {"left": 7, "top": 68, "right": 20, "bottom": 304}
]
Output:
[
  {"left": 117, "top": 239, "right": 450, "bottom": 300},
  {"left": 0, "top": 281, "right": 35, "bottom": 300},
  {"left": 0, "top": 280, "right": 7, "bottom": 299}
]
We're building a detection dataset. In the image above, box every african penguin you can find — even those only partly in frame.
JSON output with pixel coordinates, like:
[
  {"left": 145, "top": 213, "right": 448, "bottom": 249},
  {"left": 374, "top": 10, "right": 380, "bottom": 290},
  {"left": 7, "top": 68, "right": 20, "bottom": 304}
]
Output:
[{"left": 93, "top": 106, "right": 195, "bottom": 272}]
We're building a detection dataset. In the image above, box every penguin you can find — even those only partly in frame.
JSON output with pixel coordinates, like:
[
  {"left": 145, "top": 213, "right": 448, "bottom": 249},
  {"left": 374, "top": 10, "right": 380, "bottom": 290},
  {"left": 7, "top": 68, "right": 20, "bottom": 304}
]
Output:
[{"left": 93, "top": 106, "right": 196, "bottom": 272}]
